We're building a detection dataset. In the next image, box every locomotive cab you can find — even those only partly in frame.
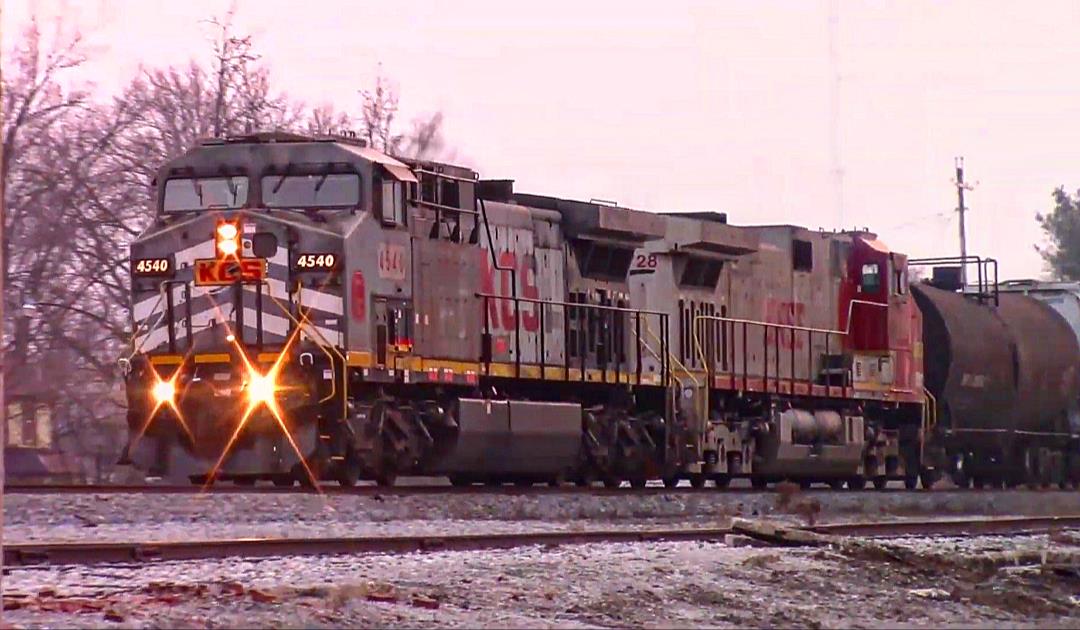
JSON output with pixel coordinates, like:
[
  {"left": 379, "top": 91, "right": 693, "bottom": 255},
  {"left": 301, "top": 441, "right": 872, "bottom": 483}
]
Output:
[{"left": 121, "top": 132, "right": 417, "bottom": 483}]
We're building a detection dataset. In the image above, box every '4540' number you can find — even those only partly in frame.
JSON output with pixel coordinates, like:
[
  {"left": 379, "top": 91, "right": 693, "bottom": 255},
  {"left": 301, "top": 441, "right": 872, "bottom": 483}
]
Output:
[{"left": 296, "top": 253, "right": 337, "bottom": 270}]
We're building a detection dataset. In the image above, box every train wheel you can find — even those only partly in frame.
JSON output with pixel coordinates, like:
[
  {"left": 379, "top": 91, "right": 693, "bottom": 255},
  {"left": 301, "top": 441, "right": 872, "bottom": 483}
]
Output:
[
  {"left": 375, "top": 472, "right": 397, "bottom": 487},
  {"left": 272, "top": 476, "right": 294, "bottom": 487},
  {"left": 847, "top": 476, "right": 866, "bottom": 490},
  {"left": 662, "top": 476, "right": 680, "bottom": 489},
  {"left": 335, "top": 461, "right": 360, "bottom": 487},
  {"left": 689, "top": 474, "right": 706, "bottom": 489},
  {"left": 448, "top": 475, "right": 472, "bottom": 487},
  {"left": 828, "top": 479, "right": 845, "bottom": 490},
  {"left": 713, "top": 475, "right": 732, "bottom": 489},
  {"left": 903, "top": 475, "right": 918, "bottom": 490},
  {"left": 751, "top": 477, "right": 768, "bottom": 490},
  {"left": 233, "top": 478, "right": 256, "bottom": 487},
  {"left": 872, "top": 477, "right": 887, "bottom": 490},
  {"left": 919, "top": 469, "right": 938, "bottom": 490},
  {"left": 799, "top": 479, "right": 812, "bottom": 490},
  {"left": 602, "top": 477, "right": 622, "bottom": 489},
  {"left": 515, "top": 479, "right": 534, "bottom": 487},
  {"left": 629, "top": 478, "right": 647, "bottom": 489}
]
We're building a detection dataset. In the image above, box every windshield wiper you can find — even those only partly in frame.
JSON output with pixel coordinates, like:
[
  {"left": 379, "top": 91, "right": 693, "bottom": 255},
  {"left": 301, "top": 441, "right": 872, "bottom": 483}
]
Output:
[
  {"left": 271, "top": 163, "right": 294, "bottom": 194},
  {"left": 225, "top": 177, "right": 238, "bottom": 204},
  {"left": 191, "top": 178, "right": 204, "bottom": 206},
  {"left": 313, "top": 171, "right": 330, "bottom": 194}
]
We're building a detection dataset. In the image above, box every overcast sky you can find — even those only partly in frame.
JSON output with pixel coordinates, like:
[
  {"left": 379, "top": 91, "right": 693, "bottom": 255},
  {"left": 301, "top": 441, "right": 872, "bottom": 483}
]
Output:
[{"left": 5, "top": 0, "right": 1080, "bottom": 280}]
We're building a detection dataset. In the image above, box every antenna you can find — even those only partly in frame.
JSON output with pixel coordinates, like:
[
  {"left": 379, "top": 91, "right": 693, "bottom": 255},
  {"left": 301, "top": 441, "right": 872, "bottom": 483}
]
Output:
[
  {"left": 828, "top": 0, "right": 844, "bottom": 228},
  {"left": 953, "top": 157, "right": 977, "bottom": 286}
]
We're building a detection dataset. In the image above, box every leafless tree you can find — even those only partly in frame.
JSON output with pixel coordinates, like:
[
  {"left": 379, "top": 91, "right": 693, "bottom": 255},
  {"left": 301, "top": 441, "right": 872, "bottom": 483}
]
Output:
[{"left": 359, "top": 72, "right": 402, "bottom": 152}]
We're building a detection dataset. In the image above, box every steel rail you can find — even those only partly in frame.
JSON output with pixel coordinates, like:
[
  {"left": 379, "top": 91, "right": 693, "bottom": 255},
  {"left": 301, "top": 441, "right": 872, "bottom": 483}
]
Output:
[
  {"left": 3, "top": 528, "right": 733, "bottom": 568},
  {"left": 810, "top": 514, "right": 1080, "bottom": 538},
  {"left": 7, "top": 515, "right": 1080, "bottom": 568},
  {"left": 1, "top": 483, "right": 1028, "bottom": 496}
]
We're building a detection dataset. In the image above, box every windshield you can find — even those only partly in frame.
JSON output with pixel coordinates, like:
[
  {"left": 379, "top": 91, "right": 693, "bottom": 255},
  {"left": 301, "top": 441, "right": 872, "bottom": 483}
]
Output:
[
  {"left": 163, "top": 177, "right": 249, "bottom": 212},
  {"left": 261, "top": 173, "right": 361, "bottom": 209}
]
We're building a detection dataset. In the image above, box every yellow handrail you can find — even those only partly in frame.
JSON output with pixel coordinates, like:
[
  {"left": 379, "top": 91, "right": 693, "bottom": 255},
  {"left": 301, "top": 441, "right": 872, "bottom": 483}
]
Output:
[{"left": 264, "top": 289, "right": 348, "bottom": 415}]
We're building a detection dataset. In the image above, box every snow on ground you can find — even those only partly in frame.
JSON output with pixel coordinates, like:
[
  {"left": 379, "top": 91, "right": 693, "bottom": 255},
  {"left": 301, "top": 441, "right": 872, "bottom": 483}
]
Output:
[{"left": 5, "top": 534, "right": 1080, "bottom": 628}]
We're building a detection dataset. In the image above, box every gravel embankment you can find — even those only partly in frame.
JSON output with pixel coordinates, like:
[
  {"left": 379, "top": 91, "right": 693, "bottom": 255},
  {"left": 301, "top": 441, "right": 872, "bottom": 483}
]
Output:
[
  {"left": 5, "top": 533, "right": 1080, "bottom": 628},
  {"left": 6, "top": 488, "right": 1080, "bottom": 543}
]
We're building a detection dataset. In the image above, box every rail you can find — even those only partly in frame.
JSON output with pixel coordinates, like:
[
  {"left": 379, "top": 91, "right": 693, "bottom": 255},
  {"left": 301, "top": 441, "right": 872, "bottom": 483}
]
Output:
[
  {"left": 477, "top": 293, "right": 670, "bottom": 386},
  {"left": 690, "top": 300, "right": 887, "bottom": 418},
  {"left": 8, "top": 515, "right": 1080, "bottom": 567}
]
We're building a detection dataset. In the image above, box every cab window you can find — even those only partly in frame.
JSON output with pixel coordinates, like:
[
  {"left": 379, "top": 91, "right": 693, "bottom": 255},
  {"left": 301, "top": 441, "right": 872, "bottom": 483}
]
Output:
[
  {"left": 860, "top": 263, "right": 881, "bottom": 294},
  {"left": 261, "top": 173, "right": 360, "bottom": 209},
  {"left": 163, "top": 176, "right": 248, "bottom": 211},
  {"left": 374, "top": 176, "right": 406, "bottom": 226}
]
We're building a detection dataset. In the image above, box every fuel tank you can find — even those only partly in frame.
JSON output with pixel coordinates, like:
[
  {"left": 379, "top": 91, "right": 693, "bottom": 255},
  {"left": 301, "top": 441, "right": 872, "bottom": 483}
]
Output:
[{"left": 912, "top": 284, "right": 1080, "bottom": 434}]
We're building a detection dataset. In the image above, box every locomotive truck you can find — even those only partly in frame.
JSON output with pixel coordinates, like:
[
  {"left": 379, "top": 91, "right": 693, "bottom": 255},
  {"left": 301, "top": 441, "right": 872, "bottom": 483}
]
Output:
[{"left": 118, "top": 131, "right": 1080, "bottom": 489}]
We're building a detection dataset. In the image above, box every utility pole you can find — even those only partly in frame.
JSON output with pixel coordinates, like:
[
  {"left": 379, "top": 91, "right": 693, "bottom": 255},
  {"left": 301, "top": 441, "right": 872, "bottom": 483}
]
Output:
[
  {"left": 954, "top": 157, "right": 975, "bottom": 286},
  {"left": 1, "top": 0, "right": 7, "bottom": 610}
]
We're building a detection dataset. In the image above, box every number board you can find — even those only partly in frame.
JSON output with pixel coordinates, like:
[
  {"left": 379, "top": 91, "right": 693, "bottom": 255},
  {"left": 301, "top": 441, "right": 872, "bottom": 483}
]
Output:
[
  {"left": 294, "top": 253, "right": 339, "bottom": 271},
  {"left": 630, "top": 253, "right": 658, "bottom": 275},
  {"left": 194, "top": 258, "right": 267, "bottom": 286},
  {"left": 132, "top": 257, "right": 173, "bottom": 277}
]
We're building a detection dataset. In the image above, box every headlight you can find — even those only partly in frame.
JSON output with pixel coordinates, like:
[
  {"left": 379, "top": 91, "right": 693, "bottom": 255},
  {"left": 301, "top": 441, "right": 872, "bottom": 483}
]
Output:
[
  {"left": 216, "top": 221, "right": 240, "bottom": 257},
  {"left": 152, "top": 380, "right": 176, "bottom": 404},
  {"left": 247, "top": 373, "right": 276, "bottom": 406},
  {"left": 218, "top": 238, "right": 239, "bottom": 256},
  {"left": 216, "top": 223, "right": 238, "bottom": 240}
]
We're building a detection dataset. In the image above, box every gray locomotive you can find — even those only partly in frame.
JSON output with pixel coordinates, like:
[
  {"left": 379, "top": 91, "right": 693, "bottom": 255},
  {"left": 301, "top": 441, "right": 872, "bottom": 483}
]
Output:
[{"left": 118, "top": 132, "right": 1079, "bottom": 489}]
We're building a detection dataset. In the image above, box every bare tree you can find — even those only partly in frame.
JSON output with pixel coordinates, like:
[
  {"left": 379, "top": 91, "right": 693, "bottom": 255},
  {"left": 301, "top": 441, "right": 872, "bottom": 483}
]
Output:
[
  {"left": 357, "top": 70, "right": 449, "bottom": 161},
  {"left": 306, "top": 103, "right": 355, "bottom": 136},
  {"left": 359, "top": 72, "right": 402, "bottom": 152}
]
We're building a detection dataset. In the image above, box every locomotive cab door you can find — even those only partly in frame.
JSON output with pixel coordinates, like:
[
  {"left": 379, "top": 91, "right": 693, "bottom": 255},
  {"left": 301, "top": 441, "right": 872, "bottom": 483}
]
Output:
[{"left": 372, "top": 297, "right": 414, "bottom": 369}]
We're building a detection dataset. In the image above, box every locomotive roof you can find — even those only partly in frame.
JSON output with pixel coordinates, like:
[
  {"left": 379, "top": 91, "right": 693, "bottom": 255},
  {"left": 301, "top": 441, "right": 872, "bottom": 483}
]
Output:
[{"left": 164, "top": 131, "right": 476, "bottom": 182}]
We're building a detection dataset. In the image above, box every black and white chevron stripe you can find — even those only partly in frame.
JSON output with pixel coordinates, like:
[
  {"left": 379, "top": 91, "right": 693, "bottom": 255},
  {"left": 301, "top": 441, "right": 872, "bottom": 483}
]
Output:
[{"left": 132, "top": 238, "right": 343, "bottom": 353}]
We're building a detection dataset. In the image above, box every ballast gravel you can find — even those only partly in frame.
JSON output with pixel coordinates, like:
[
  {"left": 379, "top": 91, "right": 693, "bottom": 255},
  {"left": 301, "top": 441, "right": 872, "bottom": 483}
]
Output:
[
  {"left": 5, "top": 533, "right": 1080, "bottom": 628},
  {"left": 7, "top": 486, "right": 1080, "bottom": 543}
]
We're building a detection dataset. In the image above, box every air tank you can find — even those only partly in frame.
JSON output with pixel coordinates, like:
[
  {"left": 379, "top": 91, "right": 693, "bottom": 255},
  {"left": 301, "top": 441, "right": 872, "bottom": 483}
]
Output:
[{"left": 911, "top": 284, "right": 1080, "bottom": 435}]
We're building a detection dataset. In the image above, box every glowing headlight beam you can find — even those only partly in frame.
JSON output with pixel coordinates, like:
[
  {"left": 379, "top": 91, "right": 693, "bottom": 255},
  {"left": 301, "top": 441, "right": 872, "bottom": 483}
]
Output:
[
  {"left": 152, "top": 380, "right": 175, "bottom": 405},
  {"left": 131, "top": 361, "right": 195, "bottom": 452},
  {"left": 216, "top": 222, "right": 238, "bottom": 241},
  {"left": 201, "top": 292, "right": 322, "bottom": 490}
]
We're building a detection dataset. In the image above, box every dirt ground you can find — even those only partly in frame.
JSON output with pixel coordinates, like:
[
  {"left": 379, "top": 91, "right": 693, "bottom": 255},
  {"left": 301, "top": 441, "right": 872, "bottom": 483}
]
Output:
[{"left": 5, "top": 531, "right": 1080, "bottom": 629}]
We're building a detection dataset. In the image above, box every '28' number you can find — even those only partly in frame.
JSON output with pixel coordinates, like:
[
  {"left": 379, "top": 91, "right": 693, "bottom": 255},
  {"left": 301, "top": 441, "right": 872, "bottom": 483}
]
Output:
[{"left": 634, "top": 254, "right": 658, "bottom": 269}]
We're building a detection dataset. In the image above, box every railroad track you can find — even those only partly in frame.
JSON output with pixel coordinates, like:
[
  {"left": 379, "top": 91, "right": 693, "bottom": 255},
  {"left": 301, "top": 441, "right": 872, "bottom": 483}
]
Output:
[
  {"left": 0, "top": 483, "right": 1041, "bottom": 496},
  {"left": 6, "top": 515, "right": 1080, "bottom": 569}
]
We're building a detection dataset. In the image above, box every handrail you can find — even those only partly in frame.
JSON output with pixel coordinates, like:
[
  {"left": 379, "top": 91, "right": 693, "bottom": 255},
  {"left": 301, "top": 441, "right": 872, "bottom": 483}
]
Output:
[
  {"left": 124, "top": 276, "right": 349, "bottom": 424},
  {"left": 263, "top": 289, "right": 346, "bottom": 412},
  {"left": 640, "top": 318, "right": 698, "bottom": 388},
  {"left": 920, "top": 387, "right": 938, "bottom": 463},
  {"left": 690, "top": 299, "right": 889, "bottom": 418},
  {"left": 476, "top": 293, "right": 667, "bottom": 316},
  {"left": 478, "top": 292, "right": 669, "bottom": 386}
]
